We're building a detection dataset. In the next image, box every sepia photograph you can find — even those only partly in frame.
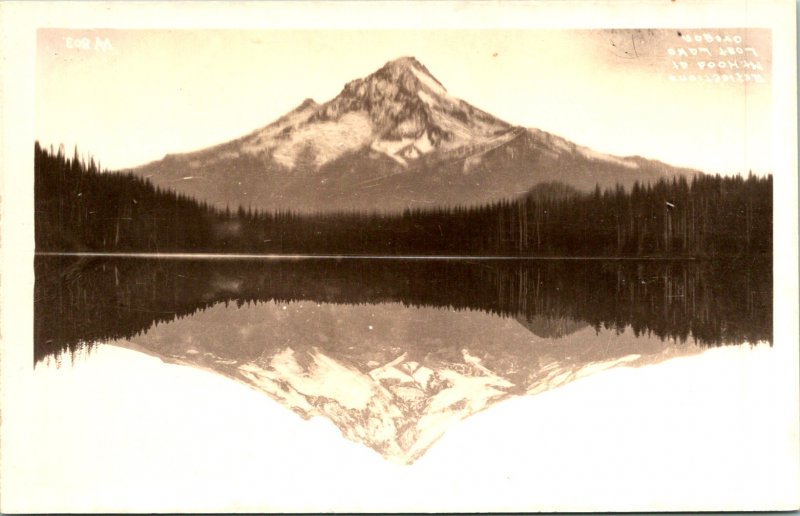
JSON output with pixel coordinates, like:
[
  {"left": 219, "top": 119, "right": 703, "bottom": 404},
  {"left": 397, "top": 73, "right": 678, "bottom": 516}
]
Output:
[{"left": 1, "top": 1, "right": 798, "bottom": 513}]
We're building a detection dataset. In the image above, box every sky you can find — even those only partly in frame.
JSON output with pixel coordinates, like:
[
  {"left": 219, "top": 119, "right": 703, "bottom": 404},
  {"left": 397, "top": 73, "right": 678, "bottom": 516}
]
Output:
[{"left": 36, "top": 29, "right": 772, "bottom": 174}]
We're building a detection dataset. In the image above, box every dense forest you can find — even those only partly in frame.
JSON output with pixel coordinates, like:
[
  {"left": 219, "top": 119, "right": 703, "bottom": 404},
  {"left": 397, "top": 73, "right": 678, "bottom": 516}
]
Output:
[
  {"left": 35, "top": 256, "right": 772, "bottom": 365},
  {"left": 36, "top": 143, "right": 772, "bottom": 257}
]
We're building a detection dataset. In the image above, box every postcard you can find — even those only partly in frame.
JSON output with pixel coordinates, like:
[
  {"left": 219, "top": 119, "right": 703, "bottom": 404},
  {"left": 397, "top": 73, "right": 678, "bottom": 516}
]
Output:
[{"left": 1, "top": 0, "right": 797, "bottom": 512}]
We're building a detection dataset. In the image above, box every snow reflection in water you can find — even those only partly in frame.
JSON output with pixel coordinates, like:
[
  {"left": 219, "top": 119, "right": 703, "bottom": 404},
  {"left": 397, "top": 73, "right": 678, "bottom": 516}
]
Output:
[{"left": 69, "top": 301, "right": 714, "bottom": 463}]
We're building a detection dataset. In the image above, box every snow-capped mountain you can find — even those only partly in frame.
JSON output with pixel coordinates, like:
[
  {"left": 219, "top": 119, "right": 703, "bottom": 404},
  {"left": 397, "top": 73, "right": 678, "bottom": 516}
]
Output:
[
  {"left": 280, "top": 56, "right": 512, "bottom": 167},
  {"left": 129, "top": 56, "right": 695, "bottom": 212},
  {"left": 114, "top": 300, "right": 703, "bottom": 464}
]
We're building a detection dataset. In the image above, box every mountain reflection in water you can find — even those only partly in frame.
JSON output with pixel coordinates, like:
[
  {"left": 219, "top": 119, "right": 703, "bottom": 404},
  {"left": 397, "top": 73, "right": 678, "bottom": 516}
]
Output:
[{"left": 34, "top": 256, "right": 772, "bottom": 463}]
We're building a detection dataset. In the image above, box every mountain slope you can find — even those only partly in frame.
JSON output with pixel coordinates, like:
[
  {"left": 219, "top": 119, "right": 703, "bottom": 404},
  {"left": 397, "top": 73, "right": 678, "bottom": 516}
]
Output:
[{"left": 129, "top": 56, "right": 695, "bottom": 213}]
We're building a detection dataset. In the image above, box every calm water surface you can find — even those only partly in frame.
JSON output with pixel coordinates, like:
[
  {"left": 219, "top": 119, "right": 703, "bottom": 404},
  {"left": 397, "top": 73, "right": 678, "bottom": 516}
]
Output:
[{"left": 34, "top": 256, "right": 772, "bottom": 463}]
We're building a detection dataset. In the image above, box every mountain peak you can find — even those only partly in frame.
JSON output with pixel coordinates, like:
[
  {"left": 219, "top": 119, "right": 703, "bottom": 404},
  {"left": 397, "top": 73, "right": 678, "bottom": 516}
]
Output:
[
  {"left": 374, "top": 55, "right": 448, "bottom": 95},
  {"left": 305, "top": 55, "right": 506, "bottom": 149},
  {"left": 378, "top": 56, "right": 447, "bottom": 91},
  {"left": 329, "top": 55, "right": 450, "bottom": 111},
  {"left": 384, "top": 55, "right": 423, "bottom": 67}
]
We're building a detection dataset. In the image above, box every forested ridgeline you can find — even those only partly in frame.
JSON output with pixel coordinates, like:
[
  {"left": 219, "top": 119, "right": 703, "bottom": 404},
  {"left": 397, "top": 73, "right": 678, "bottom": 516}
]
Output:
[
  {"left": 35, "top": 256, "right": 772, "bottom": 364},
  {"left": 35, "top": 143, "right": 221, "bottom": 252},
  {"left": 35, "top": 143, "right": 772, "bottom": 256}
]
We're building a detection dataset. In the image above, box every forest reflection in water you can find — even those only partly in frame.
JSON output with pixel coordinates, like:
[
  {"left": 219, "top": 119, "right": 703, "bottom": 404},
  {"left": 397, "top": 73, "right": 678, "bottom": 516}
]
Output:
[{"left": 34, "top": 256, "right": 772, "bottom": 463}]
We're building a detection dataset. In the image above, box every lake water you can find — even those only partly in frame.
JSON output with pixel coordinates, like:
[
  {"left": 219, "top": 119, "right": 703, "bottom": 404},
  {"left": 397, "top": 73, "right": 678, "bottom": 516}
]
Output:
[{"left": 15, "top": 255, "right": 791, "bottom": 511}]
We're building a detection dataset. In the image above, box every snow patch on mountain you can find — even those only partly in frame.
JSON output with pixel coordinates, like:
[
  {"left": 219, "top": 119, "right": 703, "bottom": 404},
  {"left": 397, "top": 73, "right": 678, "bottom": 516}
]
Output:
[
  {"left": 370, "top": 132, "right": 436, "bottom": 166},
  {"left": 414, "top": 133, "right": 435, "bottom": 153},
  {"left": 417, "top": 90, "right": 438, "bottom": 108},
  {"left": 240, "top": 99, "right": 319, "bottom": 156},
  {"left": 410, "top": 65, "right": 448, "bottom": 96},
  {"left": 577, "top": 145, "right": 640, "bottom": 169},
  {"left": 269, "top": 112, "right": 374, "bottom": 169},
  {"left": 428, "top": 108, "right": 506, "bottom": 150},
  {"left": 527, "top": 127, "right": 639, "bottom": 170},
  {"left": 370, "top": 138, "right": 415, "bottom": 165}
]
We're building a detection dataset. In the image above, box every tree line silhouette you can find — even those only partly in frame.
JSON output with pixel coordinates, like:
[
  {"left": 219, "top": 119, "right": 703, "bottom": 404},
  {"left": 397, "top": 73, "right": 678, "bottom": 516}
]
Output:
[
  {"left": 35, "top": 142, "right": 772, "bottom": 257},
  {"left": 35, "top": 256, "right": 771, "bottom": 365}
]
